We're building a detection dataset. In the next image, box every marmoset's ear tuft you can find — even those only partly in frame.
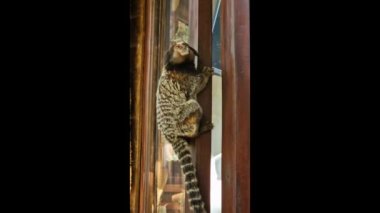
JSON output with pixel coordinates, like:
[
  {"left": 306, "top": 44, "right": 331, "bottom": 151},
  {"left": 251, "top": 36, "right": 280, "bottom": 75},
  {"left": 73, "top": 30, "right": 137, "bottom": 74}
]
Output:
[
  {"left": 183, "top": 42, "right": 199, "bottom": 56},
  {"left": 164, "top": 46, "right": 174, "bottom": 70}
]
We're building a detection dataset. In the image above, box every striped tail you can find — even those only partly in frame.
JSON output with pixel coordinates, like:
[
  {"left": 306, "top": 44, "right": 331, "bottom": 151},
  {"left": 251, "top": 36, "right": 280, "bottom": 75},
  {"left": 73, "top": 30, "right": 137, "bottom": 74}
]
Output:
[{"left": 165, "top": 135, "right": 206, "bottom": 213}]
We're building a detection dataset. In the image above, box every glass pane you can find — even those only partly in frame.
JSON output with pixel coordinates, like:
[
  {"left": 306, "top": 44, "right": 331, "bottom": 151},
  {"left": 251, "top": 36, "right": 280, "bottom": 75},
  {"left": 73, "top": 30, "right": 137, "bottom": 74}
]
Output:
[
  {"left": 212, "top": 0, "right": 222, "bottom": 70},
  {"left": 210, "top": 0, "right": 222, "bottom": 212},
  {"left": 156, "top": 0, "right": 190, "bottom": 212},
  {"left": 210, "top": 74, "right": 222, "bottom": 213}
]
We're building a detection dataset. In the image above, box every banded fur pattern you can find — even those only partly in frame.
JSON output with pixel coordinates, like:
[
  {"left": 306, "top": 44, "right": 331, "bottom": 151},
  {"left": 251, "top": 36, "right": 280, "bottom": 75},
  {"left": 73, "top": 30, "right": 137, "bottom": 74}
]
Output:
[
  {"left": 156, "top": 71, "right": 209, "bottom": 213},
  {"left": 156, "top": 41, "right": 213, "bottom": 213},
  {"left": 166, "top": 135, "right": 205, "bottom": 213}
]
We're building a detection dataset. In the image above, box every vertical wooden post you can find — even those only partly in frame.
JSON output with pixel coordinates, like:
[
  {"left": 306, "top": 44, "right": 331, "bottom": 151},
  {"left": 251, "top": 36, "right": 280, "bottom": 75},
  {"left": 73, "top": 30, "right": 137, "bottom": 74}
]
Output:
[
  {"left": 189, "top": 0, "right": 213, "bottom": 212},
  {"left": 130, "top": 0, "right": 147, "bottom": 212},
  {"left": 221, "top": 0, "right": 250, "bottom": 212},
  {"left": 139, "top": 0, "right": 160, "bottom": 212}
]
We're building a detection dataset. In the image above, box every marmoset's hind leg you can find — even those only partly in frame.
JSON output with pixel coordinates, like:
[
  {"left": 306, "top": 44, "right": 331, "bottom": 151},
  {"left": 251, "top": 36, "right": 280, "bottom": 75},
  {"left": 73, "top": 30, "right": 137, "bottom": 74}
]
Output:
[
  {"left": 176, "top": 99, "right": 202, "bottom": 122},
  {"left": 177, "top": 111, "right": 213, "bottom": 138},
  {"left": 176, "top": 110, "right": 202, "bottom": 138}
]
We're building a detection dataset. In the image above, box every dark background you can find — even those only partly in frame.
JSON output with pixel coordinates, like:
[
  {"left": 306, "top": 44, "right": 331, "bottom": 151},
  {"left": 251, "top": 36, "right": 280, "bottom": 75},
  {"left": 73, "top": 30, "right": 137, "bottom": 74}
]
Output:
[{"left": 4, "top": 0, "right": 378, "bottom": 212}]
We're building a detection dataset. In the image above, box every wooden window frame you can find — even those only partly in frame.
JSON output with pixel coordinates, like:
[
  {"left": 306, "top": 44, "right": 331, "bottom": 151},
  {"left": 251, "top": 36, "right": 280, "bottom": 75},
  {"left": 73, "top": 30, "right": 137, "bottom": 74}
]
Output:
[
  {"left": 138, "top": 0, "right": 168, "bottom": 212},
  {"left": 188, "top": 0, "right": 213, "bottom": 212},
  {"left": 220, "top": 0, "right": 251, "bottom": 212},
  {"left": 131, "top": 0, "right": 250, "bottom": 212}
]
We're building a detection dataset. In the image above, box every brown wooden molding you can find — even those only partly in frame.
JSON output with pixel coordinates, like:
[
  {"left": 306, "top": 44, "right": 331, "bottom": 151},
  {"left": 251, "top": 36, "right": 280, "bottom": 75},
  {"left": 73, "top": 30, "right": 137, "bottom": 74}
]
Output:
[
  {"left": 221, "top": 0, "right": 251, "bottom": 212},
  {"left": 138, "top": 0, "right": 171, "bottom": 212},
  {"left": 138, "top": 0, "right": 155, "bottom": 211},
  {"left": 189, "top": 0, "right": 213, "bottom": 212},
  {"left": 130, "top": 0, "right": 147, "bottom": 212}
]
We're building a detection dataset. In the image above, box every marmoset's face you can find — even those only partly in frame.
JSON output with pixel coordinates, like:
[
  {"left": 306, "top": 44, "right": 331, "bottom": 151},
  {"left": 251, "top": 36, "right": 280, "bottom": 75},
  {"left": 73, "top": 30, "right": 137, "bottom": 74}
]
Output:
[{"left": 171, "top": 42, "right": 195, "bottom": 64}]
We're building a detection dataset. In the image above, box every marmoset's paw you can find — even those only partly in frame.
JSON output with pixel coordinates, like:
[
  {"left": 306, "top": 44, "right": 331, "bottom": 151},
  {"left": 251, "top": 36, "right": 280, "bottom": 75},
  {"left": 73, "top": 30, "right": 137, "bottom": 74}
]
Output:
[{"left": 202, "top": 66, "right": 214, "bottom": 76}]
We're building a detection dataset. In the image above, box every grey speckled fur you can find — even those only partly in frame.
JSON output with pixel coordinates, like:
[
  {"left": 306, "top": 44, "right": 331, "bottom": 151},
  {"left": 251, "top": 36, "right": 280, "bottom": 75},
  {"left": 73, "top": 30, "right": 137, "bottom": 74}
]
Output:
[{"left": 156, "top": 41, "right": 213, "bottom": 213}]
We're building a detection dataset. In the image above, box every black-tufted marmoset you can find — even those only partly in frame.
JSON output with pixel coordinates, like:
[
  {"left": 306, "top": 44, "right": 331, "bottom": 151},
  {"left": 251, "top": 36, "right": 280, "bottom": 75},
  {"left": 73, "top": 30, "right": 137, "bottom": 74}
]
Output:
[{"left": 156, "top": 41, "right": 214, "bottom": 213}]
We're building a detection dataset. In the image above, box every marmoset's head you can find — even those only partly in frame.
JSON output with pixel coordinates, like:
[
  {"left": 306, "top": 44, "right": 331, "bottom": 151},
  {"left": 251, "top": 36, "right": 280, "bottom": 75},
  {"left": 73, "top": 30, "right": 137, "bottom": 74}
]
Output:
[{"left": 164, "top": 41, "right": 199, "bottom": 71}]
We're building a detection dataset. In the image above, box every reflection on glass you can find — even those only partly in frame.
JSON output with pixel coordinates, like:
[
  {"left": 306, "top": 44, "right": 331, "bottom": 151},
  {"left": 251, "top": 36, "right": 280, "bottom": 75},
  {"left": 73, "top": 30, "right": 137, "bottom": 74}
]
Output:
[
  {"left": 211, "top": 73, "right": 222, "bottom": 213},
  {"left": 210, "top": 0, "right": 222, "bottom": 212},
  {"left": 156, "top": 0, "right": 189, "bottom": 212},
  {"left": 156, "top": 139, "right": 186, "bottom": 213},
  {"left": 212, "top": 0, "right": 222, "bottom": 70}
]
